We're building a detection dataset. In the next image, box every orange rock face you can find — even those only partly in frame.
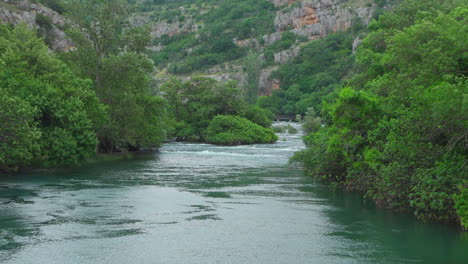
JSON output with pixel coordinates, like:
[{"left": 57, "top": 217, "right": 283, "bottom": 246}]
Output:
[
  {"left": 300, "top": 7, "right": 318, "bottom": 27},
  {"left": 293, "top": 7, "right": 318, "bottom": 29},
  {"left": 272, "top": 79, "right": 281, "bottom": 91}
]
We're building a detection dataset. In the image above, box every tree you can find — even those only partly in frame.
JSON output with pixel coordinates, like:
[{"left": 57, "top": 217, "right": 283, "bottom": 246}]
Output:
[
  {"left": 293, "top": 1, "right": 467, "bottom": 227},
  {"left": 161, "top": 78, "right": 275, "bottom": 142},
  {"left": 0, "top": 24, "right": 106, "bottom": 170},
  {"left": 302, "top": 107, "right": 322, "bottom": 134},
  {"left": 243, "top": 50, "right": 262, "bottom": 104},
  {"left": 62, "top": 0, "right": 167, "bottom": 152},
  {"left": 206, "top": 115, "right": 277, "bottom": 145},
  {"left": 0, "top": 92, "right": 39, "bottom": 171},
  {"left": 64, "top": 0, "right": 131, "bottom": 91},
  {"left": 97, "top": 52, "right": 167, "bottom": 151}
]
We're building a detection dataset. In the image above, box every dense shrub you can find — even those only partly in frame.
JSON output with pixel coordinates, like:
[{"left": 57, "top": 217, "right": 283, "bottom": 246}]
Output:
[
  {"left": 206, "top": 115, "right": 278, "bottom": 145},
  {"left": 264, "top": 32, "right": 355, "bottom": 115},
  {"left": 240, "top": 105, "right": 274, "bottom": 128},
  {"left": 291, "top": 1, "right": 467, "bottom": 228},
  {"left": 0, "top": 25, "right": 106, "bottom": 170}
]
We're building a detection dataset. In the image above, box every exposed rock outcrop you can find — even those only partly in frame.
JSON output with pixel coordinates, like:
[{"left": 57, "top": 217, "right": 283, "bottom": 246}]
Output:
[
  {"left": 275, "top": 0, "right": 375, "bottom": 39},
  {"left": 151, "top": 20, "right": 201, "bottom": 38},
  {"left": 275, "top": 5, "right": 318, "bottom": 31},
  {"left": 256, "top": 1, "right": 377, "bottom": 96},
  {"left": 154, "top": 0, "right": 380, "bottom": 97},
  {"left": 274, "top": 45, "right": 301, "bottom": 64},
  {"left": 352, "top": 36, "right": 362, "bottom": 53},
  {"left": 262, "top": 32, "right": 282, "bottom": 45},
  {"left": 0, "top": 0, "right": 73, "bottom": 51},
  {"left": 259, "top": 67, "right": 280, "bottom": 96}
]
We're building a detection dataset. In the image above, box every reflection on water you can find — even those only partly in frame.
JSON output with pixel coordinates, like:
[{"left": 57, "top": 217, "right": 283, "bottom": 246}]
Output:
[{"left": 0, "top": 122, "right": 467, "bottom": 264}]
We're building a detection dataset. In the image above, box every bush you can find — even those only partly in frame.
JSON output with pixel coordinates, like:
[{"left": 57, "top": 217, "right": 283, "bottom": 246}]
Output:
[
  {"left": 35, "top": 13, "right": 53, "bottom": 30},
  {"left": 454, "top": 182, "right": 468, "bottom": 230},
  {"left": 206, "top": 115, "right": 278, "bottom": 145},
  {"left": 291, "top": 2, "right": 468, "bottom": 227},
  {"left": 40, "top": 0, "right": 65, "bottom": 14},
  {"left": 241, "top": 105, "right": 274, "bottom": 128},
  {"left": 161, "top": 78, "right": 248, "bottom": 142},
  {"left": 0, "top": 25, "right": 106, "bottom": 170}
]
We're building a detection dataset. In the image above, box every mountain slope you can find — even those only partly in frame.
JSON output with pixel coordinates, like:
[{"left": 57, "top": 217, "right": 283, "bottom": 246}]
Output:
[{"left": 134, "top": 0, "right": 388, "bottom": 94}]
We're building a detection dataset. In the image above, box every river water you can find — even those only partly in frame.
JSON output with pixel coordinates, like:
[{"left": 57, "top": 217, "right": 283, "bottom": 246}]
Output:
[{"left": 0, "top": 123, "right": 467, "bottom": 264}]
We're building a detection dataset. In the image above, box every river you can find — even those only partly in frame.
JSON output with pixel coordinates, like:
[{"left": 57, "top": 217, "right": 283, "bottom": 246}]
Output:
[{"left": 0, "top": 123, "right": 467, "bottom": 263}]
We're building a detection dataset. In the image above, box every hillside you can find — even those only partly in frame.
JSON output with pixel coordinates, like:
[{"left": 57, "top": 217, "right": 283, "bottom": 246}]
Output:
[
  {"left": 136, "top": 0, "right": 386, "bottom": 94},
  {"left": 0, "top": 0, "right": 388, "bottom": 95},
  {"left": 0, "top": 0, "right": 72, "bottom": 51}
]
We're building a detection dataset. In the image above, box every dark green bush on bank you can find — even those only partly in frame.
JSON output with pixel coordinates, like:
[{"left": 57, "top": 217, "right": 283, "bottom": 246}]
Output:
[
  {"left": 206, "top": 115, "right": 278, "bottom": 145},
  {"left": 0, "top": 25, "right": 106, "bottom": 171}
]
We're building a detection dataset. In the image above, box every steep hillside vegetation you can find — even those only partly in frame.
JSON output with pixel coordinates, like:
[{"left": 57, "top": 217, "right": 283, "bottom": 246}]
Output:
[{"left": 132, "top": 0, "right": 385, "bottom": 93}]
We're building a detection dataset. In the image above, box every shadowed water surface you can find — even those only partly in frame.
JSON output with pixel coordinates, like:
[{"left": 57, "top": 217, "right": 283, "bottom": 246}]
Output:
[{"left": 0, "top": 123, "right": 467, "bottom": 264}]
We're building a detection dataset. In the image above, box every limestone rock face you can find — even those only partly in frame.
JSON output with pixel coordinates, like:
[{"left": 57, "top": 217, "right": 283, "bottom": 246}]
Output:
[
  {"left": 274, "top": 0, "right": 375, "bottom": 39},
  {"left": 263, "top": 32, "right": 282, "bottom": 45},
  {"left": 151, "top": 20, "right": 201, "bottom": 38},
  {"left": 274, "top": 45, "right": 301, "bottom": 64},
  {"left": 0, "top": 0, "right": 73, "bottom": 51},
  {"left": 259, "top": 67, "right": 280, "bottom": 96},
  {"left": 352, "top": 36, "right": 362, "bottom": 53},
  {"left": 275, "top": 5, "right": 318, "bottom": 31}
]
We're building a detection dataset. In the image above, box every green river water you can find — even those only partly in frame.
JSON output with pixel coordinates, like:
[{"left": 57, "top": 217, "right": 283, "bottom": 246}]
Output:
[{"left": 1, "top": 123, "right": 467, "bottom": 263}]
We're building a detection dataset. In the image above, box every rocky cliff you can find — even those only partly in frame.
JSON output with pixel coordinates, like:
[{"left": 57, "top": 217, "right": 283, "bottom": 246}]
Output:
[
  {"left": 260, "top": 0, "right": 378, "bottom": 95},
  {"left": 0, "top": 0, "right": 72, "bottom": 51},
  {"left": 274, "top": 0, "right": 374, "bottom": 37},
  {"left": 255, "top": 0, "right": 377, "bottom": 95}
]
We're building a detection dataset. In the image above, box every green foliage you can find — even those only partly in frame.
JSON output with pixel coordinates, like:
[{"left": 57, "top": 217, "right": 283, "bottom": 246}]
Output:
[
  {"left": 0, "top": 24, "right": 106, "bottom": 170},
  {"left": 243, "top": 50, "right": 262, "bottom": 104},
  {"left": 0, "top": 91, "right": 40, "bottom": 171},
  {"left": 263, "top": 31, "right": 308, "bottom": 65},
  {"left": 409, "top": 154, "right": 466, "bottom": 223},
  {"left": 454, "top": 182, "right": 468, "bottom": 229},
  {"left": 240, "top": 105, "right": 273, "bottom": 128},
  {"left": 151, "top": 0, "right": 277, "bottom": 73},
  {"left": 35, "top": 13, "right": 52, "bottom": 30},
  {"left": 39, "top": 0, "right": 65, "bottom": 14},
  {"left": 292, "top": 0, "right": 468, "bottom": 227},
  {"left": 302, "top": 107, "right": 322, "bottom": 134},
  {"left": 62, "top": 0, "right": 167, "bottom": 152},
  {"left": 161, "top": 78, "right": 274, "bottom": 142},
  {"left": 97, "top": 52, "right": 167, "bottom": 151},
  {"left": 161, "top": 78, "right": 246, "bottom": 141},
  {"left": 206, "top": 115, "right": 278, "bottom": 145},
  {"left": 257, "top": 92, "right": 284, "bottom": 114},
  {"left": 265, "top": 32, "right": 355, "bottom": 115},
  {"left": 34, "top": 12, "right": 57, "bottom": 48}
]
